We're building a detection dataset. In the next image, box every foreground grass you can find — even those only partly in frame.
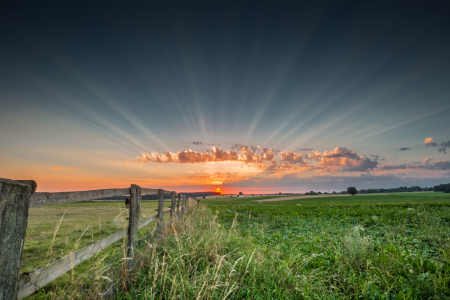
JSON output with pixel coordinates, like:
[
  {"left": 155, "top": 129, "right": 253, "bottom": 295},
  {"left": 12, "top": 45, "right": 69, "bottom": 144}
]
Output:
[{"left": 120, "top": 193, "right": 450, "bottom": 299}]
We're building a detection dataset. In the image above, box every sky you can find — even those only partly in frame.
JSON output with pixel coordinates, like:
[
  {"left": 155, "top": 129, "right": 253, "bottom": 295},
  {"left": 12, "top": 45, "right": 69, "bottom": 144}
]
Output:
[{"left": 1, "top": 1, "right": 450, "bottom": 193}]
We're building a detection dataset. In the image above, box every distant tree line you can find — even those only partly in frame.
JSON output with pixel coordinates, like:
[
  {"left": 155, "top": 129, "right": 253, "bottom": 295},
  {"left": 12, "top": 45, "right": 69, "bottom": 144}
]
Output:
[{"left": 358, "top": 183, "right": 450, "bottom": 194}]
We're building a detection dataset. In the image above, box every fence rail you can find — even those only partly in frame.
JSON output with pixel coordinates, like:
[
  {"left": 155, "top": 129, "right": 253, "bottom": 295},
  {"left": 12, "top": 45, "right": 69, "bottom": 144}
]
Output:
[{"left": 0, "top": 178, "right": 197, "bottom": 300}]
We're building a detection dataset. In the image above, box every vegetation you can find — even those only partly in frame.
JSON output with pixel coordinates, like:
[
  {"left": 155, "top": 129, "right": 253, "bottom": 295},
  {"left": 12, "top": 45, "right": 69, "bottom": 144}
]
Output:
[
  {"left": 23, "top": 201, "right": 171, "bottom": 272},
  {"left": 359, "top": 183, "right": 450, "bottom": 194},
  {"left": 23, "top": 193, "right": 450, "bottom": 299},
  {"left": 117, "top": 192, "right": 450, "bottom": 299},
  {"left": 347, "top": 186, "right": 357, "bottom": 196}
]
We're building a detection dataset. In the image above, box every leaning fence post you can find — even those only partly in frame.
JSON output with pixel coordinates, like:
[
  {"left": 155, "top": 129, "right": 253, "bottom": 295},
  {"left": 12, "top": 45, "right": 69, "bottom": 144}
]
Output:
[
  {"left": 156, "top": 189, "right": 164, "bottom": 235},
  {"left": 170, "top": 191, "right": 176, "bottom": 222},
  {"left": 127, "top": 184, "right": 141, "bottom": 269},
  {"left": 0, "top": 178, "right": 36, "bottom": 300},
  {"left": 177, "top": 193, "right": 181, "bottom": 215}
]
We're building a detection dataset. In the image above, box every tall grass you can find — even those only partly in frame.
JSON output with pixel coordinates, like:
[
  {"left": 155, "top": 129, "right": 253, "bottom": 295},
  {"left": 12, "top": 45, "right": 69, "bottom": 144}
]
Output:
[{"left": 118, "top": 204, "right": 332, "bottom": 299}]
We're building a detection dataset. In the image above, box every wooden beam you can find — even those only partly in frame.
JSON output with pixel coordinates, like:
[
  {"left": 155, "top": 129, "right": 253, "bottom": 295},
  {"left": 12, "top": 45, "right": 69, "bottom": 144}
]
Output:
[
  {"left": 0, "top": 178, "right": 36, "bottom": 300},
  {"left": 127, "top": 184, "right": 141, "bottom": 269},
  {"left": 30, "top": 188, "right": 131, "bottom": 207}
]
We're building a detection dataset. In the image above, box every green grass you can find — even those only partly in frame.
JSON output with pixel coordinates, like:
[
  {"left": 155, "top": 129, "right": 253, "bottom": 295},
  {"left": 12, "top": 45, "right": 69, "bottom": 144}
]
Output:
[{"left": 119, "top": 192, "right": 450, "bottom": 299}]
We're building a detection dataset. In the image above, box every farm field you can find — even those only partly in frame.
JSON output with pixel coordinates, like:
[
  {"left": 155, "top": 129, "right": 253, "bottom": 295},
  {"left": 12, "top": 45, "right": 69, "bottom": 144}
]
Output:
[
  {"left": 119, "top": 192, "right": 450, "bottom": 299},
  {"left": 204, "top": 192, "right": 450, "bottom": 298},
  {"left": 24, "top": 193, "right": 450, "bottom": 299},
  {"left": 23, "top": 201, "right": 172, "bottom": 273}
]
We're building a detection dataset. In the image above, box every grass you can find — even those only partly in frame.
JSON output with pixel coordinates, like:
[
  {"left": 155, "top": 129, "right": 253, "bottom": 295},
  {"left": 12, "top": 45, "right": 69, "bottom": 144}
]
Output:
[
  {"left": 23, "top": 201, "right": 172, "bottom": 273},
  {"left": 118, "top": 192, "right": 450, "bottom": 299},
  {"left": 23, "top": 193, "right": 450, "bottom": 299}
]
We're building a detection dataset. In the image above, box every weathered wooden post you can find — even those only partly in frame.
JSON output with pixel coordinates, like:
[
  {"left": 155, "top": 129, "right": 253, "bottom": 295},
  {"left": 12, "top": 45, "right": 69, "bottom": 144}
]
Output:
[
  {"left": 156, "top": 189, "right": 164, "bottom": 235},
  {"left": 126, "top": 184, "right": 141, "bottom": 269},
  {"left": 170, "top": 191, "right": 176, "bottom": 222},
  {"left": 0, "top": 178, "right": 36, "bottom": 300}
]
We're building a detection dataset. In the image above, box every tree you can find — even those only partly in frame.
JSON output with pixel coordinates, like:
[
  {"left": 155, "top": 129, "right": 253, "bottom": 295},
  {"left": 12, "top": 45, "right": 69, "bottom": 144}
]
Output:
[
  {"left": 347, "top": 187, "right": 357, "bottom": 196},
  {"left": 239, "top": 191, "right": 243, "bottom": 195}
]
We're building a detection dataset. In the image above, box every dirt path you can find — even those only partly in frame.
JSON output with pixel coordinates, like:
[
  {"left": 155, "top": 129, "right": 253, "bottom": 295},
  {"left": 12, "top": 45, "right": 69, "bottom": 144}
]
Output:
[{"left": 257, "top": 194, "right": 351, "bottom": 202}]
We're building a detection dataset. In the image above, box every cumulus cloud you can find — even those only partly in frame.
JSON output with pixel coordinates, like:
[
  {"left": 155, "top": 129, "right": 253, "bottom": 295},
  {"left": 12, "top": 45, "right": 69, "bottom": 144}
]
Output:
[
  {"left": 136, "top": 146, "right": 277, "bottom": 165},
  {"left": 311, "top": 147, "right": 378, "bottom": 172},
  {"left": 396, "top": 147, "right": 411, "bottom": 151},
  {"left": 134, "top": 145, "right": 378, "bottom": 173},
  {"left": 424, "top": 138, "right": 438, "bottom": 147},
  {"left": 279, "top": 151, "right": 307, "bottom": 164}
]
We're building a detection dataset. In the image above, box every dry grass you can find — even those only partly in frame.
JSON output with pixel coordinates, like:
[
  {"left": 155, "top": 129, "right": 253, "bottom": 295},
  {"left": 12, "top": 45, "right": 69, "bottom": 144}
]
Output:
[{"left": 23, "top": 201, "right": 170, "bottom": 273}]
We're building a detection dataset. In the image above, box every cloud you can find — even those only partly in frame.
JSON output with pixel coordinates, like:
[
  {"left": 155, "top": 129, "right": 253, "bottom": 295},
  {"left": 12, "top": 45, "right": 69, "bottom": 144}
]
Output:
[
  {"left": 192, "top": 141, "right": 203, "bottom": 145},
  {"left": 298, "top": 148, "right": 313, "bottom": 151},
  {"left": 136, "top": 146, "right": 270, "bottom": 164},
  {"left": 279, "top": 151, "right": 307, "bottom": 164},
  {"left": 423, "top": 137, "right": 450, "bottom": 153},
  {"left": 134, "top": 145, "right": 378, "bottom": 173},
  {"left": 222, "top": 173, "right": 449, "bottom": 190},
  {"left": 379, "top": 160, "right": 450, "bottom": 171},
  {"left": 314, "top": 147, "right": 378, "bottom": 172},
  {"left": 438, "top": 140, "right": 450, "bottom": 154},
  {"left": 396, "top": 147, "right": 411, "bottom": 151},
  {"left": 424, "top": 138, "right": 438, "bottom": 147}
]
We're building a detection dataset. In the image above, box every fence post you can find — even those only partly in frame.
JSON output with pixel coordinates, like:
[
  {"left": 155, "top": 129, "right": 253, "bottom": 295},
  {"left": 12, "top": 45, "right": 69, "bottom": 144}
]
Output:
[
  {"left": 170, "top": 191, "right": 176, "bottom": 222},
  {"left": 156, "top": 189, "right": 164, "bottom": 235},
  {"left": 177, "top": 193, "right": 181, "bottom": 215},
  {"left": 0, "top": 178, "right": 36, "bottom": 300},
  {"left": 127, "top": 184, "right": 141, "bottom": 269}
]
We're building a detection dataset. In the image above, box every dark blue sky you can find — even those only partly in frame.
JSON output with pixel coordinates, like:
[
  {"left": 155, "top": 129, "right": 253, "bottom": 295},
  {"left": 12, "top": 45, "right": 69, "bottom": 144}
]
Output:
[{"left": 1, "top": 1, "right": 450, "bottom": 192}]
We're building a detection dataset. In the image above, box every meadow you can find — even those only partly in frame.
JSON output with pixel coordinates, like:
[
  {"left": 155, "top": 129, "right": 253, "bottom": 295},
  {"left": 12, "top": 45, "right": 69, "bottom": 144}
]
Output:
[{"left": 118, "top": 192, "right": 450, "bottom": 300}]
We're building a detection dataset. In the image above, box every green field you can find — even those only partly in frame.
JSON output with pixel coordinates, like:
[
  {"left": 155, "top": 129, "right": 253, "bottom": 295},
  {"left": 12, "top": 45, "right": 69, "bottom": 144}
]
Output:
[
  {"left": 119, "top": 192, "right": 450, "bottom": 299},
  {"left": 23, "top": 193, "right": 450, "bottom": 299}
]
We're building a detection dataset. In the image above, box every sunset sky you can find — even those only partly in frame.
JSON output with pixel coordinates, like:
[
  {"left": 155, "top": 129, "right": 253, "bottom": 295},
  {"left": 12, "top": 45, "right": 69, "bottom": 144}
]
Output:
[{"left": 1, "top": 1, "right": 450, "bottom": 193}]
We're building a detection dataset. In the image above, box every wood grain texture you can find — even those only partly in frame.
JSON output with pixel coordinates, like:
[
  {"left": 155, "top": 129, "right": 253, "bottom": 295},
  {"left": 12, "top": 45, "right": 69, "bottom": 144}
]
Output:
[
  {"left": 30, "top": 188, "right": 131, "bottom": 207},
  {"left": 0, "top": 178, "right": 35, "bottom": 300}
]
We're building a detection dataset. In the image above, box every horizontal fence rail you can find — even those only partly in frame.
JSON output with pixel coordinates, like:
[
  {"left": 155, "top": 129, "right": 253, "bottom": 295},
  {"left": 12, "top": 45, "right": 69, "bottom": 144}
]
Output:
[
  {"left": 0, "top": 178, "right": 197, "bottom": 300},
  {"left": 17, "top": 210, "right": 172, "bottom": 299}
]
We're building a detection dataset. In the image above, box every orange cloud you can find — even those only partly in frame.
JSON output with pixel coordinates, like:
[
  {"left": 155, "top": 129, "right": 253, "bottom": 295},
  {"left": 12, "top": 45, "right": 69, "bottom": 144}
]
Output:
[{"left": 424, "top": 137, "right": 438, "bottom": 147}]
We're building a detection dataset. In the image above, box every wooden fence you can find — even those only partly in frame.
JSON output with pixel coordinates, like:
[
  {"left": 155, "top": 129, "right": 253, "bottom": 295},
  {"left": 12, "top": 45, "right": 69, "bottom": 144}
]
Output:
[{"left": 0, "top": 178, "right": 197, "bottom": 300}]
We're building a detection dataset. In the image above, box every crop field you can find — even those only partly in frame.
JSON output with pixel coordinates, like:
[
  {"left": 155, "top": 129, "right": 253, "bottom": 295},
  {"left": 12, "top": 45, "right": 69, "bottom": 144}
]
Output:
[
  {"left": 204, "top": 192, "right": 450, "bottom": 299},
  {"left": 118, "top": 192, "right": 450, "bottom": 300}
]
